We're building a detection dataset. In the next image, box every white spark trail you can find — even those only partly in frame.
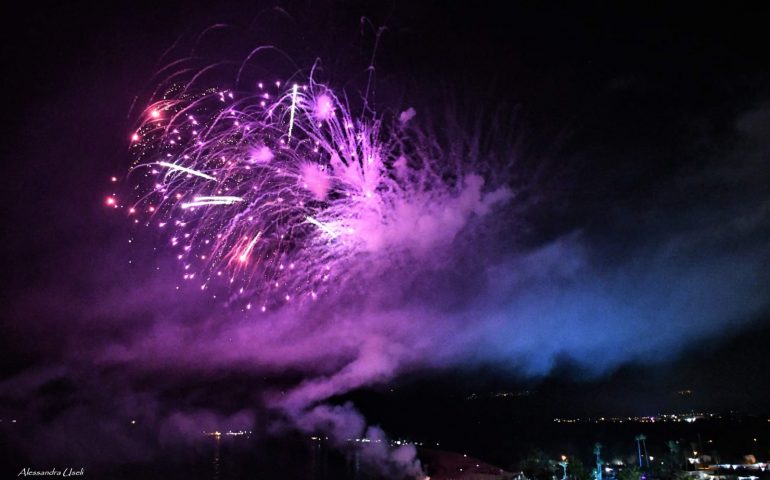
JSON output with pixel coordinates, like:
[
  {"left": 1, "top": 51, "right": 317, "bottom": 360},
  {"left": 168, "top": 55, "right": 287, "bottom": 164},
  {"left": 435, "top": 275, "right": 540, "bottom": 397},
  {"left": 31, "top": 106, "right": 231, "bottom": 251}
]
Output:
[
  {"left": 239, "top": 232, "right": 262, "bottom": 262},
  {"left": 181, "top": 196, "right": 244, "bottom": 208},
  {"left": 288, "top": 84, "right": 299, "bottom": 139},
  {"left": 306, "top": 216, "right": 338, "bottom": 238},
  {"left": 159, "top": 161, "right": 217, "bottom": 181}
]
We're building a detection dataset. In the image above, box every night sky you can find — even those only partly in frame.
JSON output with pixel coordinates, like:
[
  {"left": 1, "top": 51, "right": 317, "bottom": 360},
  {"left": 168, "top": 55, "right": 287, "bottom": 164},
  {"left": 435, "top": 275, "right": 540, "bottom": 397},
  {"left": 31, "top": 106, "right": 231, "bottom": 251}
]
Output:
[{"left": 1, "top": 1, "right": 769, "bottom": 475}]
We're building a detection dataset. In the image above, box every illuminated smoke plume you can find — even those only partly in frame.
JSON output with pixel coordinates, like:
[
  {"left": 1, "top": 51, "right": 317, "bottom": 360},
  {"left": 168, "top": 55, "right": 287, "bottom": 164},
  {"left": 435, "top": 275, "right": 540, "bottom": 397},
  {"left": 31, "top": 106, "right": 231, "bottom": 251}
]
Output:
[{"left": 106, "top": 50, "right": 515, "bottom": 478}]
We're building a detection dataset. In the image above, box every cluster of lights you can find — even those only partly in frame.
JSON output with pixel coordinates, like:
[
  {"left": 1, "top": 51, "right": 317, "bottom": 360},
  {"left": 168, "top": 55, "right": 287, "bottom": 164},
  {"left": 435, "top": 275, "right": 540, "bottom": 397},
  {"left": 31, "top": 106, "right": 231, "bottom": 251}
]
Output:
[
  {"left": 554, "top": 412, "right": 718, "bottom": 424},
  {"left": 712, "top": 463, "right": 768, "bottom": 472},
  {"left": 203, "top": 429, "right": 252, "bottom": 437},
  {"left": 466, "top": 390, "right": 534, "bottom": 400},
  {"left": 345, "top": 437, "right": 425, "bottom": 447}
]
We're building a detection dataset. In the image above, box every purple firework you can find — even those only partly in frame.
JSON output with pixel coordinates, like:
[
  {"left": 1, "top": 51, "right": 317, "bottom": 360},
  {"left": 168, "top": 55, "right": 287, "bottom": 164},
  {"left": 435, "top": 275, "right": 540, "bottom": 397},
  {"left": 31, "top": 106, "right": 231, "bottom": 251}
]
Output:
[{"left": 115, "top": 60, "right": 512, "bottom": 310}]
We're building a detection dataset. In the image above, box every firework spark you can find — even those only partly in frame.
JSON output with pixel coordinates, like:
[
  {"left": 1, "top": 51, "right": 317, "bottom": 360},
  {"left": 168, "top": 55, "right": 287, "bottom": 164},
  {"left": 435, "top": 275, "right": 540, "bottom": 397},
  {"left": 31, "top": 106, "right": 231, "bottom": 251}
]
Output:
[
  {"left": 157, "top": 161, "right": 217, "bottom": 181},
  {"left": 181, "top": 196, "right": 244, "bottom": 209}
]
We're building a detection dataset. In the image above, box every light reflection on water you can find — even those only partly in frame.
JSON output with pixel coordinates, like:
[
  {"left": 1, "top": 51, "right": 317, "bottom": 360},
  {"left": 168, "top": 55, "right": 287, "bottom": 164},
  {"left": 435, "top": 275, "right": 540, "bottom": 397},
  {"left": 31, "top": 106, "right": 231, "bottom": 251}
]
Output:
[
  {"left": 202, "top": 436, "right": 366, "bottom": 480},
  {"left": 212, "top": 436, "right": 220, "bottom": 480}
]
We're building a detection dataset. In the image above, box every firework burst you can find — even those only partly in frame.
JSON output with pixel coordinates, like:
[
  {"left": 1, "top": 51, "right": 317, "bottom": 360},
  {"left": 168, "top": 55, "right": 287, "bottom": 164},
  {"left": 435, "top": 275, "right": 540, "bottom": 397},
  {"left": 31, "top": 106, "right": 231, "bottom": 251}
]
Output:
[{"left": 116, "top": 61, "right": 512, "bottom": 310}]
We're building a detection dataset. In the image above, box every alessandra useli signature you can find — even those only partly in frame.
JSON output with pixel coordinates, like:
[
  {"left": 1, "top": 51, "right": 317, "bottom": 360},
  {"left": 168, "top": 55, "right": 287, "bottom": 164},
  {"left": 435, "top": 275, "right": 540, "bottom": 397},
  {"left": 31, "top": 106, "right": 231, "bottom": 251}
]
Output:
[{"left": 17, "top": 467, "right": 84, "bottom": 477}]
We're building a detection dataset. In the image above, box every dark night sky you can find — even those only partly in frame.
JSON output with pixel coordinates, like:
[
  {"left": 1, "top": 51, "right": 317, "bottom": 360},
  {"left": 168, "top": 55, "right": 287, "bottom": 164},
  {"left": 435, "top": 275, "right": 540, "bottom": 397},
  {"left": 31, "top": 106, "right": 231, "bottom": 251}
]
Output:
[{"left": 1, "top": 0, "right": 769, "bottom": 472}]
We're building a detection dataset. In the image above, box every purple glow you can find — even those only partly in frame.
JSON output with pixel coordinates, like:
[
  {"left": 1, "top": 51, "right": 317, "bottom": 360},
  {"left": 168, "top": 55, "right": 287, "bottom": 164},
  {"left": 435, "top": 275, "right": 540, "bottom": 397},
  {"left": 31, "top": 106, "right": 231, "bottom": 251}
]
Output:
[{"left": 314, "top": 93, "right": 334, "bottom": 120}]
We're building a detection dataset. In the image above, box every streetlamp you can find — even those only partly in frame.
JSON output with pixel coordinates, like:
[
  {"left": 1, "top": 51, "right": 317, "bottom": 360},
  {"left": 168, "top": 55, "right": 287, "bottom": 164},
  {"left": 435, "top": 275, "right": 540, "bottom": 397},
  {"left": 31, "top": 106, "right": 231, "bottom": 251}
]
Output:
[
  {"left": 635, "top": 435, "right": 648, "bottom": 468},
  {"left": 559, "top": 455, "right": 569, "bottom": 480},
  {"left": 594, "top": 443, "right": 604, "bottom": 480}
]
